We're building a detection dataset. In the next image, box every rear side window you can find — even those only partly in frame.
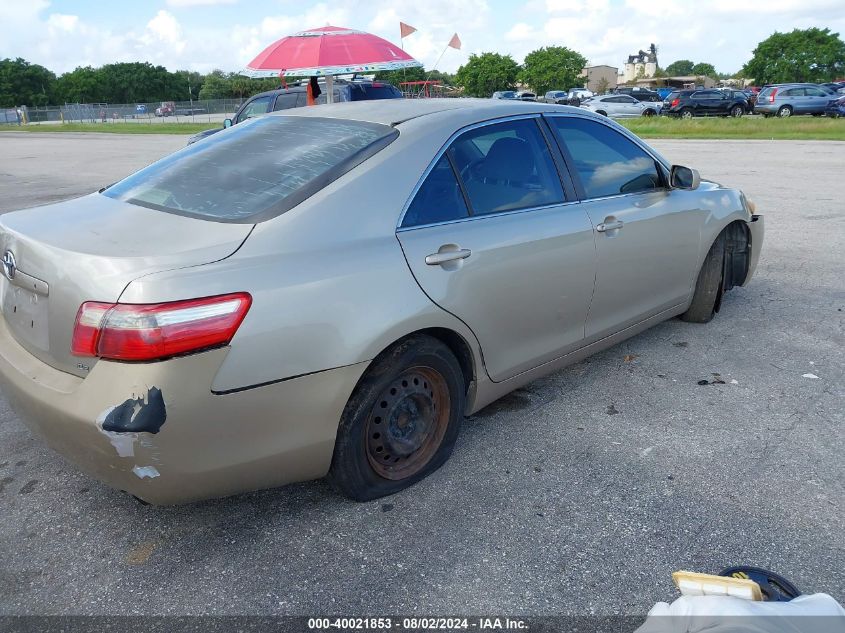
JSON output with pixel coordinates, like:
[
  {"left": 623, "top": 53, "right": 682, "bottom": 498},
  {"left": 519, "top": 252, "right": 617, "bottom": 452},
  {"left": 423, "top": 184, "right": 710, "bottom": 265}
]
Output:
[
  {"left": 401, "top": 155, "right": 469, "bottom": 228},
  {"left": 352, "top": 84, "right": 402, "bottom": 101},
  {"left": 448, "top": 119, "right": 564, "bottom": 215},
  {"left": 103, "top": 116, "right": 398, "bottom": 223},
  {"left": 549, "top": 117, "right": 662, "bottom": 199},
  {"left": 273, "top": 92, "right": 302, "bottom": 111}
]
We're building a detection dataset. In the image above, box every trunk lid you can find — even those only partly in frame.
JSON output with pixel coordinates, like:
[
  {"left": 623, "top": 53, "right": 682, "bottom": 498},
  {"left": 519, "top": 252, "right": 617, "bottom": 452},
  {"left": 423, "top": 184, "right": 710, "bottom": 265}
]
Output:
[{"left": 0, "top": 193, "right": 252, "bottom": 376}]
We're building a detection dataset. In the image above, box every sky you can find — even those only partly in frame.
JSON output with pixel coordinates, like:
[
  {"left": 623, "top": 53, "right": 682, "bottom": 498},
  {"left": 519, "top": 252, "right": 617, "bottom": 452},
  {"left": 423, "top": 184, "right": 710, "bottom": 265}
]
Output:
[{"left": 1, "top": 0, "right": 844, "bottom": 77}]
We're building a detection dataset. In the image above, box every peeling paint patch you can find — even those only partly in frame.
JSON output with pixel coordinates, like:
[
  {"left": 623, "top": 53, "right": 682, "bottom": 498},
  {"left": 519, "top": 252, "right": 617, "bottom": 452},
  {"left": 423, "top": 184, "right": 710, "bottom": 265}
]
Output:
[
  {"left": 102, "top": 388, "right": 167, "bottom": 434},
  {"left": 132, "top": 465, "right": 160, "bottom": 479}
]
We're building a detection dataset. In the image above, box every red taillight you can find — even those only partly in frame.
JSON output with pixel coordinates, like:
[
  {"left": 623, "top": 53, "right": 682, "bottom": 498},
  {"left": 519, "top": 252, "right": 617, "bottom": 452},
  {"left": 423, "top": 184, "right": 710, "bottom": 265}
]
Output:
[
  {"left": 671, "top": 98, "right": 680, "bottom": 108},
  {"left": 769, "top": 88, "right": 777, "bottom": 103},
  {"left": 72, "top": 293, "right": 252, "bottom": 361}
]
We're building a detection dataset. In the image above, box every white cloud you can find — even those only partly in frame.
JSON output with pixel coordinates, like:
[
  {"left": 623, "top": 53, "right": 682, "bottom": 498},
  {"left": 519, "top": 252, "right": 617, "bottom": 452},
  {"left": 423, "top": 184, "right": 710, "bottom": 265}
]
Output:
[
  {"left": 166, "top": 0, "right": 237, "bottom": 6},
  {"left": 0, "top": 0, "right": 843, "bottom": 79}
]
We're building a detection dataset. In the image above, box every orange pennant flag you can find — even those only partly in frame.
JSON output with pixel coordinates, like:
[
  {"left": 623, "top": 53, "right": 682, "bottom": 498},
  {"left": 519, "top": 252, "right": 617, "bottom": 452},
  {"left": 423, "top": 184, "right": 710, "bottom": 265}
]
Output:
[
  {"left": 400, "top": 22, "right": 417, "bottom": 39},
  {"left": 448, "top": 33, "right": 462, "bottom": 50}
]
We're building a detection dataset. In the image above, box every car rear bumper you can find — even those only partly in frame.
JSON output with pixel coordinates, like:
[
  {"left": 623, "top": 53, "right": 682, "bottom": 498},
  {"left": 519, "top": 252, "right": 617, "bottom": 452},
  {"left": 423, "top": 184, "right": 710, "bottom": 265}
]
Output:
[
  {"left": 743, "top": 214, "right": 765, "bottom": 286},
  {"left": 754, "top": 104, "right": 777, "bottom": 114},
  {"left": 0, "top": 317, "right": 367, "bottom": 504}
]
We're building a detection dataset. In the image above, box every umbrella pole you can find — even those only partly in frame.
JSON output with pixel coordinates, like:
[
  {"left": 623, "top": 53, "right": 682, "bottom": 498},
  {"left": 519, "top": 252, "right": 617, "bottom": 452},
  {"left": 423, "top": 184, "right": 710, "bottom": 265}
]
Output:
[{"left": 326, "top": 75, "right": 335, "bottom": 104}]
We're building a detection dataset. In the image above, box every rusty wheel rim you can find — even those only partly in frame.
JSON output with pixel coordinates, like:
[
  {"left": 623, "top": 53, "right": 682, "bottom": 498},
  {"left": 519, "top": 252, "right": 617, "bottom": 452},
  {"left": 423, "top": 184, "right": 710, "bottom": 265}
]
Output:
[{"left": 365, "top": 366, "right": 450, "bottom": 480}]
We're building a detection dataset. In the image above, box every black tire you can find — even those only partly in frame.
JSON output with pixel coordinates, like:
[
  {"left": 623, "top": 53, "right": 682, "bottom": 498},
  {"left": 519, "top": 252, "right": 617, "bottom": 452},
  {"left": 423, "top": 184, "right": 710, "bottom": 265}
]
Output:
[
  {"left": 680, "top": 108, "right": 694, "bottom": 119},
  {"left": 680, "top": 233, "right": 726, "bottom": 323},
  {"left": 643, "top": 109, "right": 656, "bottom": 117},
  {"left": 777, "top": 105, "right": 792, "bottom": 118},
  {"left": 730, "top": 105, "right": 744, "bottom": 117},
  {"left": 328, "top": 335, "right": 465, "bottom": 501}
]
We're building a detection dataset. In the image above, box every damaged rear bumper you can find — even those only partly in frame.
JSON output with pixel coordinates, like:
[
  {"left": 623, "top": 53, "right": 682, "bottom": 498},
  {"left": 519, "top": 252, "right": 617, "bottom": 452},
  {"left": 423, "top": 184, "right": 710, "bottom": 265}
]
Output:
[{"left": 0, "top": 317, "right": 367, "bottom": 504}]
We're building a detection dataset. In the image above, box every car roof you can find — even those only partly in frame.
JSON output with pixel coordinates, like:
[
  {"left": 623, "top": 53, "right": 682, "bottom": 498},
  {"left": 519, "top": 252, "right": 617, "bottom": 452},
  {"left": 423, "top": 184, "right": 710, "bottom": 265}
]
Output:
[{"left": 272, "top": 98, "right": 578, "bottom": 126}]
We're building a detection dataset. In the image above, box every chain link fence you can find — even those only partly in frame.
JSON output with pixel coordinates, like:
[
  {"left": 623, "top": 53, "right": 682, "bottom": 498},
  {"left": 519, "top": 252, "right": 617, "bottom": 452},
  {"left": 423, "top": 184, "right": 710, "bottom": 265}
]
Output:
[{"left": 1, "top": 99, "right": 245, "bottom": 125}]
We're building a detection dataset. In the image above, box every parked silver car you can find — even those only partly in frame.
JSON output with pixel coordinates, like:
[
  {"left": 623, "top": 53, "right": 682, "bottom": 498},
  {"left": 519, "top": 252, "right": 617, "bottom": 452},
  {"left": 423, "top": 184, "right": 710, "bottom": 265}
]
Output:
[
  {"left": 754, "top": 83, "right": 837, "bottom": 117},
  {"left": 0, "top": 100, "right": 763, "bottom": 504},
  {"left": 580, "top": 93, "right": 661, "bottom": 118}
]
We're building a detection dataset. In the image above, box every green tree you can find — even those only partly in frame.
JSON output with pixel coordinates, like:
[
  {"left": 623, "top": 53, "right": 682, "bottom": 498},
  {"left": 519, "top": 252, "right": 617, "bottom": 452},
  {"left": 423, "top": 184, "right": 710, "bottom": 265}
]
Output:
[
  {"left": 519, "top": 46, "right": 587, "bottom": 95},
  {"left": 742, "top": 27, "right": 845, "bottom": 83},
  {"left": 691, "top": 62, "right": 717, "bottom": 78},
  {"left": 54, "top": 66, "right": 103, "bottom": 103},
  {"left": 455, "top": 52, "right": 520, "bottom": 97},
  {"left": 197, "top": 70, "right": 230, "bottom": 100},
  {"left": 0, "top": 58, "right": 56, "bottom": 107},
  {"left": 664, "top": 59, "right": 695, "bottom": 75}
]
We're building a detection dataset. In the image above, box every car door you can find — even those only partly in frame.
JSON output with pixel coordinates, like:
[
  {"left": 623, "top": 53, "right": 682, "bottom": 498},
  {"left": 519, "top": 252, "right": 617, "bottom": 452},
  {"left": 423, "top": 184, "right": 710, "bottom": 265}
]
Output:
[
  {"left": 804, "top": 86, "right": 830, "bottom": 113},
  {"left": 545, "top": 115, "right": 703, "bottom": 340},
  {"left": 397, "top": 116, "right": 596, "bottom": 381},
  {"left": 620, "top": 95, "right": 643, "bottom": 118}
]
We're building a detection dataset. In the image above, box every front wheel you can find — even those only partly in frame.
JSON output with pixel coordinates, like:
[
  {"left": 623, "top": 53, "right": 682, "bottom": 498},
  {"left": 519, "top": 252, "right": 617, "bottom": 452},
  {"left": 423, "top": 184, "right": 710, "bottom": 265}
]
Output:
[
  {"left": 680, "top": 234, "right": 725, "bottom": 323},
  {"left": 730, "top": 105, "right": 744, "bottom": 117},
  {"left": 329, "top": 335, "right": 466, "bottom": 501}
]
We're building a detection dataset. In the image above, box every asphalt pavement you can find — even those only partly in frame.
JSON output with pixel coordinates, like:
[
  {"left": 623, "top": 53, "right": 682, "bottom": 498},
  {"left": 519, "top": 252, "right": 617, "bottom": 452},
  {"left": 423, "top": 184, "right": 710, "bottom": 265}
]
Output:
[{"left": 0, "top": 131, "right": 842, "bottom": 616}]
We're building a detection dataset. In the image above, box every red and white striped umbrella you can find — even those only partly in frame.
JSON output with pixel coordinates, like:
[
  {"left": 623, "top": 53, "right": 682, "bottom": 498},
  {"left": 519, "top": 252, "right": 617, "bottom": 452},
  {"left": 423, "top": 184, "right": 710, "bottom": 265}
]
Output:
[{"left": 241, "top": 25, "right": 422, "bottom": 78}]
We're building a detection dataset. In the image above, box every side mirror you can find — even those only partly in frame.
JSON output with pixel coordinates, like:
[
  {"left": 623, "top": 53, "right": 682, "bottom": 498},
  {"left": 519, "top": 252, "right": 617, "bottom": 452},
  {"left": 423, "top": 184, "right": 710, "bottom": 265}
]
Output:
[
  {"left": 670, "top": 165, "right": 701, "bottom": 190},
  {"left": 223, "top": 118, "right": 233, "bottom": 129}
]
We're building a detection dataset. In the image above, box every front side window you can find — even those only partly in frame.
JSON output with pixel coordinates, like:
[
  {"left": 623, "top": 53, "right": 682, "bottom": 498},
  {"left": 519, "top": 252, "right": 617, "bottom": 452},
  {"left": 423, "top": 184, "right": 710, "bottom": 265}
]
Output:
[
  {"left": 549, "top": 117, "right": 662, "bottom": 199},
  {"left": 447, "top": 118, "right": 564, "bottom": 215},
  {"left": 103, "top": 116, "right": 398, "bottom": 223},
  {"left": 401, "top": 155, "right": 469, "bottom": 228},
  {"left": 236, "top": 95, "right": 272, "bottom": 123}
]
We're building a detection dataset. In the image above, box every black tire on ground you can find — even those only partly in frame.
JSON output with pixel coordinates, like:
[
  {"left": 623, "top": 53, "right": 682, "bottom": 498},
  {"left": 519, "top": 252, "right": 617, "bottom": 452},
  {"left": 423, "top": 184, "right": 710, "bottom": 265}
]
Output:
[
  {"left": 680, "top": 108, "right": 694, "bottom": 119},
  {"left": 777, "top": 105, "right": 792, "bottom": 118},
  {"left": 329, "top": 335, "right": 466, "bottom": 501},
  {"left": 680, "top": 233, "right": 726, "bottom": 323},
  {"left": 730, "top": 105, "right": 744, "bottom": 117},
  {"left": 643, "top": 109, "right": 656, "bottom": 116}
]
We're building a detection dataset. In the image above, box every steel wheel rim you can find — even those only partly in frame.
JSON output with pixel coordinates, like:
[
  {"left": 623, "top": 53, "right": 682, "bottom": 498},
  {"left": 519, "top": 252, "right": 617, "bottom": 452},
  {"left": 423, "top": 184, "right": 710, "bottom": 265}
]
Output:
[
  {"left": 682, "top": 110, "right": 693, "bottom": 119},
  {"left": 365, "top": 366, "right": 450, "bottom": 480}
]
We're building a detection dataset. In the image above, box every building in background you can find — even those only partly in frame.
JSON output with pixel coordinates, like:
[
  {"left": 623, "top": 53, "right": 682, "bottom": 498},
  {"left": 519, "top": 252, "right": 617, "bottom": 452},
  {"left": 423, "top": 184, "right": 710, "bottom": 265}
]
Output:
[
  {"left": 580, "top": 65, "right": 618, "bottom": 93},
  {"left": 622, "top": 44, "right": 658, "bottom": 82}
]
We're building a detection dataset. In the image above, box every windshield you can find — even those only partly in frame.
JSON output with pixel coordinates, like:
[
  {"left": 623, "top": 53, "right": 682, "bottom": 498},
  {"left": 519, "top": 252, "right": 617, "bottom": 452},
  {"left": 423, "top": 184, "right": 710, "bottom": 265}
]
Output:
[{"left": 103, "top": 116, "right": 398, "bottom": 223}]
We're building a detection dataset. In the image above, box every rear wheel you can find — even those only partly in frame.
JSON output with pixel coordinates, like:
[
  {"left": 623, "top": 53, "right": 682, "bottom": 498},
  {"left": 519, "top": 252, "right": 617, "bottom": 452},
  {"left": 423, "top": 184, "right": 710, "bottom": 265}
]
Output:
[
  {"left": 680, "top": 108, "right": 694, "bottom": 119},
  {"left": 777, "top": 105, "right": 792, "bottom": 118},
  {"left": 680, "top": 234, "right": 725, "bottom": 323},
  {"left": 329, "top": 335, "right": 465, "bottom": 501}
]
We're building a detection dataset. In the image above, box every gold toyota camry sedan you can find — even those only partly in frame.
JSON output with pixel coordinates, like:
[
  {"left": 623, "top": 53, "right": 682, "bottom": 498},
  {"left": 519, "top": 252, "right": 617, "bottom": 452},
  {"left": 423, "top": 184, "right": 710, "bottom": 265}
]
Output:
[{"left": 0, "top": 99, "right": 763, "bottom": 504}]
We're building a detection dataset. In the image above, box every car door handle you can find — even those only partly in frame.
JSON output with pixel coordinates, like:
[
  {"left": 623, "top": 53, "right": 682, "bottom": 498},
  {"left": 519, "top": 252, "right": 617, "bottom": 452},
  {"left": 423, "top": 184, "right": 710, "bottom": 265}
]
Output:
[
  {"left": 425, "top": 248, "right": 472, "bottom": 265},
  {"left": 596, "top": 220, "right": 624, "bottom": 232}
]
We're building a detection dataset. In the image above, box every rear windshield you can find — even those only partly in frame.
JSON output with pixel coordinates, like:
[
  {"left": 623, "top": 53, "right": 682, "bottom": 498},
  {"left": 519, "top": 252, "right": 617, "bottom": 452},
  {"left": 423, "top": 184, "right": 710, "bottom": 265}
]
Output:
[
  {"left": 103, "top": 116, "right": 398, "bottom": 223},
  {"left": 758, "top": 87, "right": 774, "bottom": 99},
  {"left": 665, "top": 92, "right": 681, "bottom": 101}
]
